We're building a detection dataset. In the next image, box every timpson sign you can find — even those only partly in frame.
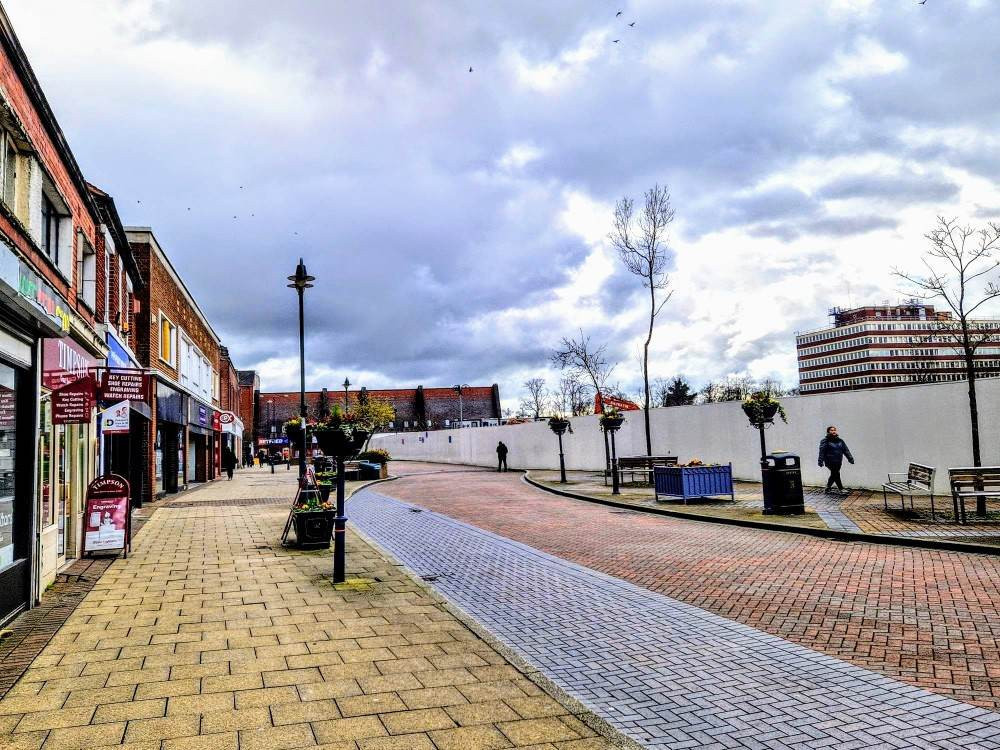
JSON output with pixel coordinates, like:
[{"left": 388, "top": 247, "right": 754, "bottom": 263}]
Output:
[{"left": 42, "top": 337, "right": 98, "bottom": 391}]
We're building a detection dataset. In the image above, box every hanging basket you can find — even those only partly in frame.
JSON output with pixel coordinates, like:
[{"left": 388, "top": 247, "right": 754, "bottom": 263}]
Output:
[
  {"left": 600, "top": 416, "right": 624, "bottom": 432},
  {"left": 548, "top": 418, "right": 570, "bottom": 435},
  {"left": 742, "top": 401, "right": 778, "bottom": 425},
  {"left": 313, "top": 427, "right": 370, "bottom": 458}
]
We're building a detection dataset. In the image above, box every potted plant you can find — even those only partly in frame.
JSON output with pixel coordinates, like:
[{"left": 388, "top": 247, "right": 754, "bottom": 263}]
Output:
[
  {"left": 312, "top": 406, "right": 372, "bottom": 458},
  {"left": 599, "top": 407, "right": 624, "bottom": 431},
  {"left": 358, "top": 449, "right": 391, "bottom": 479},
  {"left": 547, "top": 415, "right": 571, "bottom": 435},
  {"left": 292, "top": 490, "right": 336, "bottom": 548},
  {"left": 741, "top": 391, "right": 787, "bottom": 426},
  {"left": 283, "top": 416, "right": 305, "bottom": 442}
]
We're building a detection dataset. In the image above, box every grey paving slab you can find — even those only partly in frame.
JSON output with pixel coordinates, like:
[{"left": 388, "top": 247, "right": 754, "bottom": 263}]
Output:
[{"left": 350, "top": 488, "right": 1000, "bottom": 750}]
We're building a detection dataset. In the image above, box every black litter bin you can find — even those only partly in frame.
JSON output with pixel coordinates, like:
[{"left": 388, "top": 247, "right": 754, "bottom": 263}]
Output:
[{"left": 761, "top": 452, "right": 804, "bottom": 515}]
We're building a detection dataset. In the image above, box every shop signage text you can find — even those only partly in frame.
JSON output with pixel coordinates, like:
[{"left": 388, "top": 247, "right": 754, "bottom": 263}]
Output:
[
  {"left": 100, "top": 370, "right": 150, "bottom": 404},
  {"left": 52, "top": 377, "right": 95, "bottom": 425},
  {"left": 82, "top": 474, "right": 131, "bottom": 556},
  {"left": 18, "top": 263, "right": 71, "bottom": 332},
  {"left": 43, "top": 337, "right": 98, "bottom": 390},
  {"left": 100, "top": 400, "right": 130, "bottom": 433}
]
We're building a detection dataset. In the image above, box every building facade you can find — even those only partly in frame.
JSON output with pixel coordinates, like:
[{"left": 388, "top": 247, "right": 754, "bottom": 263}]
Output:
[
  {"left": 257, "top": 385, "right": 502, "bottom": 454},
  {"left": 797, "top": 302, "right": 1000, "bottom": 394},
  {"left": 0, "top": 6, "right": 114, "bottom": 622},
  {"left": 237, "top": 370, "right": 259, "bottom": 462},
  {"left": 218, "top": 347, "right": 244, "bottom": 463},
  {"left": 128, "top": 227, "right": 223, "bottom": 503}
]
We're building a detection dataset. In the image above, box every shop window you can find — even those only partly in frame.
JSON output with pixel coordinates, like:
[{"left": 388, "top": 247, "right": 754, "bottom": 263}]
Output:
[{"left": 159, "top": 312, "right": 176, "bottom": 366}]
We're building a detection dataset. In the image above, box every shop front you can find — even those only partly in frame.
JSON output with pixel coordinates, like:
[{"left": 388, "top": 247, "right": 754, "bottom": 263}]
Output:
[
  {"left": 219, "top": 411, "right": 243, "bottom": 469},
  {"left": 98, "top": 341, "right": 151, "bottom": 508},
  {"left": 188, "top": 399, "right": 215, "bottom": 483},
  {"left": 155, "top": 379, "right": 187, "bottom": 499}
]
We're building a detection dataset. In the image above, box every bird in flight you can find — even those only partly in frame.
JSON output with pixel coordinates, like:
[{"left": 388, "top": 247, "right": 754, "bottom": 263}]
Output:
[
  {"left": 469, "top": 66, "right": 473, "bottom": 72},
  {"left": 629, "top": 21, "right": 636, "bottom": 27},
  {"left": 616, "top": 10, "right": 622, "bottom": 16},
  {"left": 612, "top": 39, "right": 620, "bottom": 43}
]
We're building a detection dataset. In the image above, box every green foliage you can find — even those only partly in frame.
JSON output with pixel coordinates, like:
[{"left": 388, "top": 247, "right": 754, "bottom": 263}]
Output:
[
  {"left": 741, "top": 391, "right": 788, "bottom": 424},
  {"left": 358, "top": 448, "right": 391, "bottom": 463}
]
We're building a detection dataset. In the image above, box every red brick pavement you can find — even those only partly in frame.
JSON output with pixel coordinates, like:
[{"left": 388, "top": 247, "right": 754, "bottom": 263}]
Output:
[{"left": 379, "top": 462, "right": 1000, "bottom": 710}]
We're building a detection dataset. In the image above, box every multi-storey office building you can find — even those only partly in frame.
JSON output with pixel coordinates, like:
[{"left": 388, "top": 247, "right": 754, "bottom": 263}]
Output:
[{"left": 797, "top": 302, "right": 1000, "bottom": 394}]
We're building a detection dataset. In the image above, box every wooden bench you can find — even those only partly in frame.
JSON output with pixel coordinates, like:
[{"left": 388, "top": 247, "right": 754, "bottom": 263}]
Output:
[
  {"left": 615, "top": 456, "right": 678, "bottom": 485},
  {"left": 882, "top": 463, "right": 936, "bottom": 518},
  {"left": 948, "top": 467, "right": 1000, "bottom": 525}
]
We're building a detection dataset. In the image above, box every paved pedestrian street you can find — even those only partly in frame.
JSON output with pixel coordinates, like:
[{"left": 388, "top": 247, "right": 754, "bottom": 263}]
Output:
[{"left": 0, "top": 470, "right": 621, "bottom": 750}]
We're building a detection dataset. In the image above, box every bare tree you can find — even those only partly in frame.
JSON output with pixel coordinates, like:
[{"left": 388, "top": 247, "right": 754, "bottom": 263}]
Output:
[
  {"left": 609, "top": 184, "right": 674, "bottom": 455},
  {"left": 895, "top": 217, "right": 1000, "bottom": 514},
  {"left": 555, "top": 374, "right": 591, "bottom": 416},
  {"left": 519, "top": 377, "right": 548, "bottom": 420},
  {"left": 551, "top": 330, "right": 616, "bottom": 404}
]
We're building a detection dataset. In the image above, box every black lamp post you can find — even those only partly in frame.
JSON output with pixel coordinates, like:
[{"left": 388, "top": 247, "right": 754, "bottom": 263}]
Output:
[
  {"left": 601, "top": 413, "right": 625, "bottom": 495},
  {"left": 453, "top": 383, "right": 469, "bottom": 427},
  {"left": 548, "top": 417, "right": 571, "bottom": 483},
  {"left": 287, "top": 259, "right": 314, "bottom": 478},
  {"left": 343, "top": 377, "right": 351, "bottom": 411}
]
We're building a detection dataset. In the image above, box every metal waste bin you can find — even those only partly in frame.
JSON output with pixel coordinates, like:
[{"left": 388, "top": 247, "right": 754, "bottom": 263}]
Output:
[{"left": 761, "top": 452, "right": 804, "bottom": 515}]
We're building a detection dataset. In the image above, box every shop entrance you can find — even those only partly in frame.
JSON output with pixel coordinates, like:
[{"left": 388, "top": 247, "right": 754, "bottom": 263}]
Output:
[{"left": 0, "top": 360, "right": 33, "bottom": 625}]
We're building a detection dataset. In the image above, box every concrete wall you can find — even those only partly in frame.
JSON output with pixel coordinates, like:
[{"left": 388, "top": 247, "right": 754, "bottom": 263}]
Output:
[{"left": 371, "top": 378, "right": 1000, "bottom": 492}]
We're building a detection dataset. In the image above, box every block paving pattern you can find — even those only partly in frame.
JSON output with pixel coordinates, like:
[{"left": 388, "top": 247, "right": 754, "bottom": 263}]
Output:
[
  {"left": 352, "top": 487, "right": 1000, "bottom": 749},
  {"left": 379, "top": 464, "right": 1000, "bottom": 711},
  {"left": 0, "top": 470, "right": 618, "bottom": 750}
]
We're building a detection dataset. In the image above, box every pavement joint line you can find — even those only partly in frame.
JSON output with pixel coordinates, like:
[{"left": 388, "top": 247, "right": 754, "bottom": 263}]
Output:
[
  {"left": 350, "top": 486, "right": 1000, "bottom": 749},
  {"left": 522, "top": 471, "right": 1000, "bottom": 557}
]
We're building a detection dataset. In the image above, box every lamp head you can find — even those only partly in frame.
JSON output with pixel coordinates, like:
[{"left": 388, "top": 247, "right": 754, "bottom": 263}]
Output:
[
  {"left": 343, "top": 377, "right": 351, "bottom": 389},
  {"left": 287, "top": 258, "right": 315, "bottom": 290}
]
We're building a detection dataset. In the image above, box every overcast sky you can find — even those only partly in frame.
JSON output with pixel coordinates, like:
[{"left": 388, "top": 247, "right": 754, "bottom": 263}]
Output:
[{"left": 8, "top": 0, "right": 1000, "bottom": 406}]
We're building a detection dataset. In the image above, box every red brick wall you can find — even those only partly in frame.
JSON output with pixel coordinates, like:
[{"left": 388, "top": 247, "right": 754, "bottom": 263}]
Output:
[{"left": 0, "top": 37, "right": 99, "bottom": 326}]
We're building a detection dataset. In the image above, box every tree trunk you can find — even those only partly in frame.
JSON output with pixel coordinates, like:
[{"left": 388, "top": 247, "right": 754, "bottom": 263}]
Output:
[
  {"left": 962, "top": 323, "right": 985, "bottom": 516},
  {"left": 643, "top": 285, "right": 655, "bottom": 456}
]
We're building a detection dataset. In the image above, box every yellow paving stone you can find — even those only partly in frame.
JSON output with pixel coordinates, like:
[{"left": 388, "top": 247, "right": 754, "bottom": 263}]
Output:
[
  {"left": 356, "top": 734, "right": 437, "bottom": 750},
  {"left": 0, "top": 692, "right": 69, "bottom": 715},
  {"left": 429, "top": 724, "right": 514, "bottom": 750},
  {"left": 200, "top": 706, "right": 273, "bottom": 733},
  {"left": 201, "top": 672, "right": 264, "bottom": 693},
  {"left": 444, "top": 700, "right": 521, "bottom": 726},
  {"left": 554, "top": 715, "right": 597, "bottom": 738},
  {"left": 119, "top": 643, "right": 176, "bottom": 659},
  {"left": 285, "top": 652, "right": 346, "bottom": 670},
  {"left": 201, "top": 646, "right": 257, "bottom": 663},
  {"left": 311, "top": 715, "right": 388, "bottom": 744},
  {"left": 238, "top": 722, "right": 316, "bottom": 750},
  {"left": 13, "top": 706, "right": 95, "bottom": 732},
  {"left": 397, "top": 686, "right": 468, "bottom": 710},
  {"left": 504, "top": 696, "right": 570, "bottom": 720},
  {"left": 133, "top": 677, "right": 200, "bottom": 700},
  {"left": 415, "top": 668, "right": 477, "bottom": 688},
  {"left": 16, "top": 664, "right": 85, "bottom": 683},
  {"left": 497, "top": 718, "right": 582, "bottom": 745},
  {"left": 271, "top": 698, "right": 340, "bottom": 725},
  {"left": 0, "top": 713, "right": 22, "bottom": 732},
  {"left": 0, "top": 730, "right": 47, "bottom": 750},
  {"left": 105, "top": 666, "right": 171, "bottom": 687},
  {"left": 254, "top": 642, "right": 309, "bottom": 659},
  {"left": 168, "top": 662, "right": 230, "bottom": 680},
  {"left": 43, "top": 722, "right": 127, "bottom": 750},
  {"left": 318, "top": 662, "right": 379, "bottom": 681},
  {"left": 340, "top": 648, "right": 394, "bottom": 664},
  {"left": 235, "top": 685, "right": 300, "bottom": 709},
  {"left": 78, "top": 656, "right": 143, "bottom": 675},
  {"left": 296, "top": 679, "right": 363, "bottom": 701},
  {"left": 89, "top": 742, "right": 160, "bottom": 750},
  {"left": 166, "top": 690, "right": 235, "bottom": 715},
  {"left": 162, "top": 731, "right": 239, "bottom": 750},
  {"left": 228, "top": 657, "right": 289, "bottom": 675},
  {"left": 552, "top": 739, "right": 617, "bottom": 750},
  {"left": 262, "top": 667, "right": 323, "bottom": 687},
  {"left": 63, "top": 684, "right": 137, "bottom": 708},
  {"left": 356, "top": 672, "right": 422, "bottom": 695},
  {"left": 458, "top": 681, "right": 532, "bottom": 703},
  {"left": 336, "top": 692, "right": 406, "bottom": 718},
  {"left": 123, "top": 714, "right": 200, "bottom": 743},
  {"left": 374, "top": 657, "right": 433, "bottom": 675},
  {"left": 91, "top": 698, "right": 167, "bottom": 723},
  {"left": 379, "top": 707, "right": 456, "bottom": 735}
]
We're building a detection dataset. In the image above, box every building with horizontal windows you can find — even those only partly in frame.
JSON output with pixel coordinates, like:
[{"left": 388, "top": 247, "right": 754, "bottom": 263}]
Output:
[{"left": 796, "top": 302, "right": 1000, "bottom": 394}]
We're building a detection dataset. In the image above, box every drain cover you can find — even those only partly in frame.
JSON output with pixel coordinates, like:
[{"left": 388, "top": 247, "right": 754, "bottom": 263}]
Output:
[{"left": 409, "top": 508, "right": 423, "bottom": 513}]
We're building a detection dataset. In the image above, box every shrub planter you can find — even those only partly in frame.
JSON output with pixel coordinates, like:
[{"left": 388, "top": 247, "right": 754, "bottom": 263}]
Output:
[
  {"left": 654, "top": 464, "right": 735, "bottom": 504},
  {"left": 293, "top": 510, "right": 336, "bottom": 548},
  {"left": 317, "top": 484, "right": 332, "bottom": 503}
]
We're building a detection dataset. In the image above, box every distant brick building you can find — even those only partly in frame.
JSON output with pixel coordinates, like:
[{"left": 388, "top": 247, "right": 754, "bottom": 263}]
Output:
[
  {"left": 237, "top": 370, "right": 259, "bottom": 458},
  {"left": 257, "top": 385, "right": 501, "bottom": 445}
]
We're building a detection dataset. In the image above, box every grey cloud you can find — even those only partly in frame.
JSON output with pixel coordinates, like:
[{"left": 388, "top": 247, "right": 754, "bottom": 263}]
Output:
[{"left": 816, "top": 171, "right": 959, "bottom": 203}]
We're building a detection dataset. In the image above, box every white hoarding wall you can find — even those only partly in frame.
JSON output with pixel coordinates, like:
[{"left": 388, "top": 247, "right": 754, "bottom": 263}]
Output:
[{"left": 370, "top": 378, "right": 1000, "bottom": 492}]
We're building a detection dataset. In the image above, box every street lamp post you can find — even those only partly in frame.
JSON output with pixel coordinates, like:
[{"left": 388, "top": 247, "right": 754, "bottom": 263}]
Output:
[
  {"left": 343, "top": 377, "right": 351, "bottom": 412},
  {"left": 287, "top": 259, "right": 314, "bottom": 479},
  {"left": 548, "top": 417, "right": 571, "bottom": 483},
  {"left": 453, "top": 384, "right": 469, "bottom": 428}
]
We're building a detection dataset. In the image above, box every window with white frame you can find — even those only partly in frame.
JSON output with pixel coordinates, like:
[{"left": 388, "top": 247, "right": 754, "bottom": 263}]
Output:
[{"left": 76, "top": 230, "right": 96, "bottom": 311}]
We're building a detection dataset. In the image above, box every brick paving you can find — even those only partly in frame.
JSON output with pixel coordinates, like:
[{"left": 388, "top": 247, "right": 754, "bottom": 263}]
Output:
[
  {"left": 377, "top": 463, "right": 1000, "bottom": 711},
  {"left": 0, "top": 468, "right": 621, "bottom": 750},
  {"left": 351, "top": 487, "right": 1000, "bottom": 749}
]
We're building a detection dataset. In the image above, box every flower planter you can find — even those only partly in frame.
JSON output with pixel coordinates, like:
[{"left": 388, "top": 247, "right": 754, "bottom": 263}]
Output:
[
  {"left": 548, "top": 418, "right": 570, "bottom": 435},
  {"left": 292, "top": 510, "right": 336, "bottom": 548},
  {"left": 313, "top": 428, "right": 370, "bottom": 458},
  {"left": 600, "top": 416, "right": 624, "bottom": 431},
  {"left": 654, "top": 464, "right": 734, "bottom": 504},
  {"left": 285, "top": 425, "right": 304, "bottom": 443},
  {"left": 317, "top": 484, "right": 332, "bottom": 503}
]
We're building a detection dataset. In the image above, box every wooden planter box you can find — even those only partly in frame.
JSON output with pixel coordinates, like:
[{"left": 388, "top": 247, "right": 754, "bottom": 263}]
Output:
[
  {"left": 292, "top": 510, "right": 336, "bottom": 548},
  {"left": 654, "top": 464, "right": 734, "bottom": 504}
]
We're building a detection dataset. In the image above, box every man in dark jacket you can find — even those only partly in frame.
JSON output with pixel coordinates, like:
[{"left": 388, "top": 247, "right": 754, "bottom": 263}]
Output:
[
  {"left": 818, "top": 425, "right": 854, "bottom": 493},
  {"left": 496, "top": 441, "right": 509, "bottom": 472}
]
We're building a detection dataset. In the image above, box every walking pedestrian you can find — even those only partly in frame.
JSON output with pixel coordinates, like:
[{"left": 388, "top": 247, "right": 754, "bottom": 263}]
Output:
[
  {"left": 496, "top": 441, "right": 508, "bottom": 472},
  {"left": 222, "top": 446, "right": 236, "bottom": 480},
  {"left": 818, "top": 425, "right": 854, "bottom": 494}
]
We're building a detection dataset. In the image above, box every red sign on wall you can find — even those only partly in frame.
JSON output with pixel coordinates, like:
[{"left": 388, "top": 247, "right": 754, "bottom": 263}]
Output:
[
  {"left": 52, "top": 377, "right": 95, "bottom": 425},
  {"left": 99, "top": 369, "right": 150, "bottom": 404},
  {"left": 42, "top": 337, "right": 98, "bottom": 391}
]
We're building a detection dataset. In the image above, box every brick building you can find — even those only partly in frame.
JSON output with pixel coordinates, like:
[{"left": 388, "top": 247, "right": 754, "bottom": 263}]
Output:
[
  {"left": 237, "top": 369, "right": 259, "bottom": 459},
  {"left": 257, "top": 385, "right": 501, "bottom": 450},
  {"left": 128, "top": 227, "right": 224, "bottom": 502},
  {"left": 0, "top": 4, "right": 123, "bottom": 622},
  {"left": 797, "top": 301, "right": 1000, "bottom": 394}
]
